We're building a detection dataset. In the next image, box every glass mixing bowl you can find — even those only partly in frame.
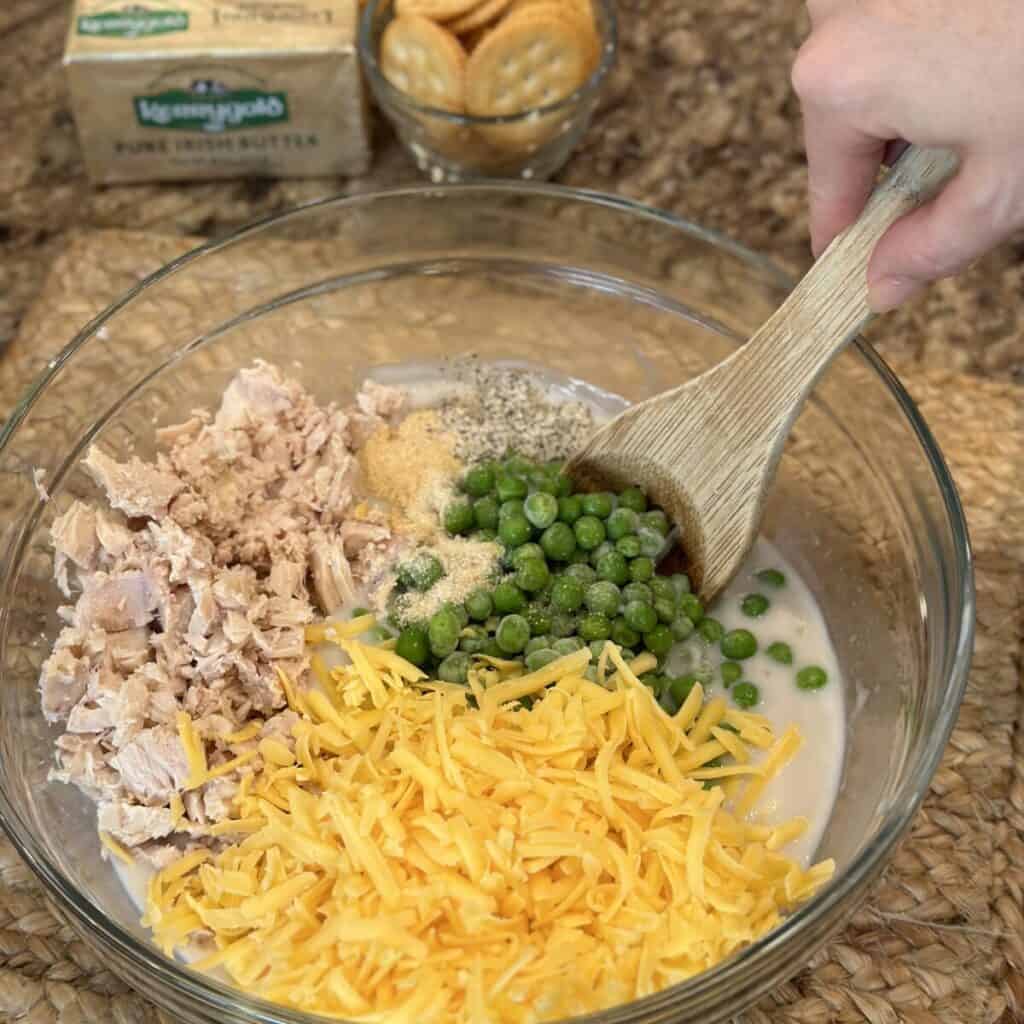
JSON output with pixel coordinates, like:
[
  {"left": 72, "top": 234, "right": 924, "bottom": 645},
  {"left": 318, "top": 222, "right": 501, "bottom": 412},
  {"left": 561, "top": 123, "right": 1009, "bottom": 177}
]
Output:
[{"left": 0, "top": 186, "right": 973, "bottom": 1024}]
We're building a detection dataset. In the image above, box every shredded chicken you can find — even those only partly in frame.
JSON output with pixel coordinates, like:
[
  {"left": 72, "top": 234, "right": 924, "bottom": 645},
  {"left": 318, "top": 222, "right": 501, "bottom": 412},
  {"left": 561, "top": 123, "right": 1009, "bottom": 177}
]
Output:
[{"left": 42, "top": 363, "right": 405, "bottom": 862}]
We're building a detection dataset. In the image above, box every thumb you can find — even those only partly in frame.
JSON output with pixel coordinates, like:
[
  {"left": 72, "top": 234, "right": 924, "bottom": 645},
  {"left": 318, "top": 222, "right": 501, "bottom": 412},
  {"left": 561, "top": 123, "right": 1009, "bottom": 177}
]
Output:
[{"left": 867, "top": 156, "right": 1015, "bottom": 312}]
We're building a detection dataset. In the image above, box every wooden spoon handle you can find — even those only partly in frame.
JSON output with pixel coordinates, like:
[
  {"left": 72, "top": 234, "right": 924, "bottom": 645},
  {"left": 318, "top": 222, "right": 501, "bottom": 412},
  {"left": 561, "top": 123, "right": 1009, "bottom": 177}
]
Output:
[{"left": 728, "top": 145, "right": 960, "bottom": 411}]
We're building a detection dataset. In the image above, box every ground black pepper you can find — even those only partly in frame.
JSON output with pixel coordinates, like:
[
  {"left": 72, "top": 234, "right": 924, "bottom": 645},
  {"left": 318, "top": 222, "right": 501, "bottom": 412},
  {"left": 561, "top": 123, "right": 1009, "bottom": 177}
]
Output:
[{"left": 438, "top": 363, "right": 595, "bottom": 464}]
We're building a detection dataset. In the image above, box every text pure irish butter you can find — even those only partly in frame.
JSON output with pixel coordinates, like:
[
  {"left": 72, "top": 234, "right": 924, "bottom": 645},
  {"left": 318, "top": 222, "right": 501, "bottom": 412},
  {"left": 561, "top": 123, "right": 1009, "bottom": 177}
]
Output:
[{"left": 65, "top": 1, "right": 370, "bottom": 183}]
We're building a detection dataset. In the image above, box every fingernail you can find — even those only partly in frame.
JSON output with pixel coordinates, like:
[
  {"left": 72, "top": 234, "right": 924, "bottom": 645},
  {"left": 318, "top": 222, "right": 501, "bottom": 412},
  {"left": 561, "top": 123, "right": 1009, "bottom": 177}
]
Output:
[{"left": 867, "top": 275, "right": 920, "bottom": 314}]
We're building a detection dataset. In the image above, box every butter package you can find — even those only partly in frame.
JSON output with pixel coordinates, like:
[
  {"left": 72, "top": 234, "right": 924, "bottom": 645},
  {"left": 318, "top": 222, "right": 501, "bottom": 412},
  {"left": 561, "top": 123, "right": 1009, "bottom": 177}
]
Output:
[{"left": 65, "top": 1, "right": 371, "bottom": 183}]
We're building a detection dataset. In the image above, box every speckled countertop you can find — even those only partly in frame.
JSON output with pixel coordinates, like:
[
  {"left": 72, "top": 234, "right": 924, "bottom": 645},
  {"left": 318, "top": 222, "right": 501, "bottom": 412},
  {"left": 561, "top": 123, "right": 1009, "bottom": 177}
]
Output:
[{"left": 2, "top": 0, "right": 1023, "bottom": 382}]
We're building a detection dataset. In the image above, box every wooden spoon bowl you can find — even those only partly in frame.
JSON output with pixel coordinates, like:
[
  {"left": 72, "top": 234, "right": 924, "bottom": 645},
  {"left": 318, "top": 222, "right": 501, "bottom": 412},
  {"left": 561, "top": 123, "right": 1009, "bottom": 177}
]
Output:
[{"left": 568, "top": 147, "right": 959, "bottom": 601}]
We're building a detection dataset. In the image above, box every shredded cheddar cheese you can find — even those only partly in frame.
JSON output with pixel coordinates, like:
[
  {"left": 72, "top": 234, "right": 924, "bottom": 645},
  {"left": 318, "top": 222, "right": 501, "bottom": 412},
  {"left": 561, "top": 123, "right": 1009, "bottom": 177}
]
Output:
[
  {"left": 99, "top": 831, "right": 133, "bottom": 865},
  {"left": 148, "top": 643, "right": 834, "bottom": 1023}
]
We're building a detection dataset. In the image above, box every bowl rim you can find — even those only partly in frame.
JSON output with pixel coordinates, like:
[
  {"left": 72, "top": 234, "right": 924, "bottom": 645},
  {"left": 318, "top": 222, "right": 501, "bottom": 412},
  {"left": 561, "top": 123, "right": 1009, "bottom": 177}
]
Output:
[
  {"left": 357, "top": 0, "right": 619, "bottom": 126},
  {"left": 0, "top": 182, "right": 975, "bottom": 1024}
]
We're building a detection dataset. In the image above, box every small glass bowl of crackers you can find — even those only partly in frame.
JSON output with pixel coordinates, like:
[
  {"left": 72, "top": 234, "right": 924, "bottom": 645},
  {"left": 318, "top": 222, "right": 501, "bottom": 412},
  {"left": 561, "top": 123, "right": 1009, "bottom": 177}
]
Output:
[{"left": 359, "top": 0, "right": 617, "bottom": 181}]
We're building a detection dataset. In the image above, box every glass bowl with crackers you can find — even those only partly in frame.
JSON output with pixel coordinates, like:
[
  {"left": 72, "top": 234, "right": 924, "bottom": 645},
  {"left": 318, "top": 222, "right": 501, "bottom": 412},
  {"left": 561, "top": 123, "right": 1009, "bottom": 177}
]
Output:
[{"left": 360, "top": 0, "right": 617, "bottom": 180}]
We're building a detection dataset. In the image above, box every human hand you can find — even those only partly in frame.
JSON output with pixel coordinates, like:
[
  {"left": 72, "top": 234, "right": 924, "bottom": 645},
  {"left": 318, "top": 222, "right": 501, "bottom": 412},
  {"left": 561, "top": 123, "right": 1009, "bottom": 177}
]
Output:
[{"left": 791, "top": 0, "right": 1024, "bottom": 311}]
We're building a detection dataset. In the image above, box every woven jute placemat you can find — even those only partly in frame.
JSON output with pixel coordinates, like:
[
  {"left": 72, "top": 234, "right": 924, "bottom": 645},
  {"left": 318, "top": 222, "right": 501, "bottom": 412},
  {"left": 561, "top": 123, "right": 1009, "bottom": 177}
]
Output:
[{"left": 0, "top": 231, "right": 1021, "bottom": 1024}]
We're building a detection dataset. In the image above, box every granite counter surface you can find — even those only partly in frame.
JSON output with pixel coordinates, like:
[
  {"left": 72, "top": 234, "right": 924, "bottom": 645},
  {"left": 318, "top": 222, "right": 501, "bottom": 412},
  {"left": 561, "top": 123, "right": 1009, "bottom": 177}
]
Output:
[{"left": 2, "top": 0, "right": 1023, "bottom": 386}]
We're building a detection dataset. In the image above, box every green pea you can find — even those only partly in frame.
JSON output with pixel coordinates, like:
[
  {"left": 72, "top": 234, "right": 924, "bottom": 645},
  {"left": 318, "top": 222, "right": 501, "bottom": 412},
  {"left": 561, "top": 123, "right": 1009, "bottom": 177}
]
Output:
[
  {"left": 629, "top": 556, "right": 655, "bottom": 582},
  {"left": 617, "top": 487, "right": 647, "bottom": 514},
  {"left": 525, "top": 605, "right": 552, "bottom": 636},
  {"left": 515, "top": 559, "right": 550, "bottom": 593},
  {"left": 503, "top": 539, "right": 535, "bottom": 561},
  {"left": 637, "top": 527, "right": 665, "bottom": 558},
  {"left": 473, "top": 496, "right": 500, "bottom": 531},
  {"left": 767, "top": 641, "right": 793, "bottom": 665},
  {"left": 698, "top": 617, "right": 725, "bottom": 644},
  {"left": 670, "top": 674, "right": 699, "bottom": 704},
  {"left": 524, "top": 492, "right": 559, "bottom": 529},
  {"left": 495, "top": 472, "right": 529, "bottom": 502},
  {"left": 564, "top": 562, "right": 597, "bottom": 585},
  {"left": 611, "top": 617, "right": 640, "bottom": 649},
  {"left": 567, "top": 549, "right": 592, "bottom": 565},
  {"left": 671, "top": 573, "right": 692, "bottom": 596},
  {"left": 444, "top": 500, "right": 474, "bottom": 535},
  {"left": 460, "top": 590, "right": 491, "bottom": 624},
  {"left": 396, "top": 626, "right": 429, "bottom": 666},
  {"left": 649, "top": 578, "right": 674, "bottom": 602},
  {"left": 503, "top": 453, "right": 533, "bottom": 475},
  {"left": 450, "top": 604, "right": 469, "bottom": 630},
  {"left": 596, "top": 550, "right": 629, "bottom": 586},
  {"left": 493, "top": 581, "right": 527, "bottom": 614},
  {"left": 525, "top": 649, "right": 559, "bottom": 672},
  {"left": 499, "top": 513, "right": 532, "bottom": 548},
  {"left": 529, "top": 469, "right": 560, "bottom": 496},
  {"left": 587, "top": 640, "right": 611, "bottom": 663},
  {"left": 796, "top": 665, "right": 828, "bottom": 690},
  {"left": 495, "top": 614, "right": 530, "bottom": 654},
  {"left": 643, "top": 624, "right": 674, "bottom": 657},
  {"left": 639, "top": 672, "right": 662, "bottom": 693},
  {"left": 524, "top": 635, "right": 551, "bottom": 657},
  {"left": 574, "top": 515, "right": 606, "bottom": 551},
  {"left": 756, "top": 568, "right": 786, "bottom": 588},
  {"left": 721, "top": 628, "right": 758, "bottom": 660},
  {"left": 579, "top": 613, "right": 611, "bottom": 642},
  {"left": 585, "top": 581, "right": 621, "bottom": 617},
  {"left": 475, "top": 529, "right": 497, "bottom": 543},
  {"left": 540, "top": 522, "right": 576, "bottom": 561},
  {"left": 552, "top": 637, "right": 585, "bottom": 656},
  {"left": 581, "top": 492, "right": 614, "bottom": 519},
  {"left": 550, "top": 576, "right": 584, "bottom": 613},
  {"left": 654, "top": 597, "right": 676, "bottom": 624},
  {"left": 618, "top": 648, "right": 637, "bottom": 663},
  {"left": 623, "top": 600, "right": 658, "bottom": 633},
  {"left": 462, "top": 465, "right": 495, "bottom": 497},
  {"left": 499, "top": 497, "right": 524, "bottom": 518},
  {"left": 558, "top": 494, "right": 584, "bottom": 524},
  {"left": 616, "top": 536, "right": 642, "bottom": 558},
  {"left": 397, "top": 553, "right": 444, "bottom": 592},
  {"left": 438, "top": 652, "right": 471, "bottom": 684},
  {"left": 605, "top": 507, "right": 638, "bottom": 540},
  {"left": 481, "top": 639, "right": 503, "bottom": 659},
  {"left": 351, "top": 606, "right": 371, "bottom": 619},
  {"left": 427, "top": 607, "right": 460, "bottom": 658},
  {"left": 640, "top": 509, "right": 670, "bottom": 536},
  {"left": 741, "top": 593, "right": 771, "bottom": 618},
  {"left": 732, "top": 682, "right": 760, "bottom": 708},
  {"left": 590, "top": 541, "right": 615, "bottom": 565},
  {"left": 679, "top": 593, "right": 704, "bottom": 624},
  {"left": 549, "top": 612, "right": 577, "bottom": 638},
  {"left": 620, "top": 582, "right": 651, "bottom": 606},
  {"left": 671, "top": 615, "right": 695, "bottom": 640},
  {"left": 459, "top": 625, "right": 489, "bottom": 654},
  {"left": 720, "top": 661, "right": 742, "bottom": 686}
]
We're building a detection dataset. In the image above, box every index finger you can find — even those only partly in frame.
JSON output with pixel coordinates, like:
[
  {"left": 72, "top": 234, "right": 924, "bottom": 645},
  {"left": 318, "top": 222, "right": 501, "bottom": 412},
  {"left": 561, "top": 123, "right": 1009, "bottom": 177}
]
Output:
[{"left": 801, "top": 106, "right": 887, "bottom": 257}]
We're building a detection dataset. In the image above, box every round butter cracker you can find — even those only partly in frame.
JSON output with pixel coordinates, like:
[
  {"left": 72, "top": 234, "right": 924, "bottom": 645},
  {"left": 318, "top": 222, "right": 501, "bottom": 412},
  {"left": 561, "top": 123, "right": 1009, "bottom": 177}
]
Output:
[
  {"left": 465, "top": 8, "right": 591, "bottom": 117},
  {"left": 502, "top": 0, "right": 601, "bottom": 72},
  {"left": 448, "top": 0, "right": 512, "bottom": 35},
  {"left": 396, "top": 0, "right": 483, "bottom": 21},
  {"left": 380, "top": 14, "right": 468, "bottom": 112}
]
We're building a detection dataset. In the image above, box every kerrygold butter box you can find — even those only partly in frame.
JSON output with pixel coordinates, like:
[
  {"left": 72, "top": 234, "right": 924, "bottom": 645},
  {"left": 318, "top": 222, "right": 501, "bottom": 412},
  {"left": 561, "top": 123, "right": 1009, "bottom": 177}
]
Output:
[{"left": 65, "top": 1, "right": 370, "bottom": 183}]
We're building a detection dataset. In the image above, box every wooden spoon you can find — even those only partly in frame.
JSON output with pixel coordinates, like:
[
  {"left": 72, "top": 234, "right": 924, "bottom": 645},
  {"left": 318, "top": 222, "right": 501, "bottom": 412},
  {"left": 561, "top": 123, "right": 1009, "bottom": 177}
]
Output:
[{"left": 567, "top": 145, "right": 959, "bottom": 601}]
